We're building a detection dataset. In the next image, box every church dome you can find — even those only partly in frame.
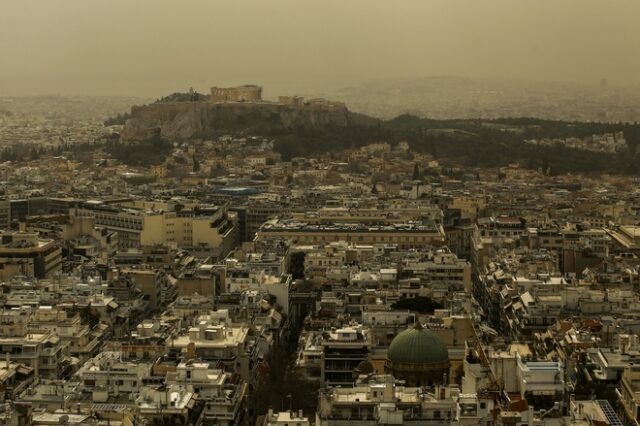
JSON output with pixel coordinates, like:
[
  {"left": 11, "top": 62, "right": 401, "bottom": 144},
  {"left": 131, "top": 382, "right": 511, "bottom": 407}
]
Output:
[{"left": 387, "top": 324, "right": 449, "bottom": 366}]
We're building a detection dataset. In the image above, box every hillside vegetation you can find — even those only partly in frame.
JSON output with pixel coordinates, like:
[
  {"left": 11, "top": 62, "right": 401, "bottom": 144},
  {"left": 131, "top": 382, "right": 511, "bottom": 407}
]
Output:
[
  {"left": 105, "top": 134, "right": 172, "bottom": 166},
  {"left": 273, "top": 115, "right": 640, "bottom": 175}
]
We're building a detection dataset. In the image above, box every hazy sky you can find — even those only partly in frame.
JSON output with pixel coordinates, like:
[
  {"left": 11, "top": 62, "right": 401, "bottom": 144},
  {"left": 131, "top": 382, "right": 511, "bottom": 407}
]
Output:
[{"left": 1, "top": 0, "right": 639, "bottom": 97}]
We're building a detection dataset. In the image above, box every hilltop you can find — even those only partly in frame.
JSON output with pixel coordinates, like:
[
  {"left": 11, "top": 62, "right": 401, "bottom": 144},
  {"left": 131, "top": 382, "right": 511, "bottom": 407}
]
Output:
[
  {"left": 110, "top": 90, "right": 640, "bottom": 175},
  {"left": 120, "top": 97, "right": 379, "bottom": 142}
]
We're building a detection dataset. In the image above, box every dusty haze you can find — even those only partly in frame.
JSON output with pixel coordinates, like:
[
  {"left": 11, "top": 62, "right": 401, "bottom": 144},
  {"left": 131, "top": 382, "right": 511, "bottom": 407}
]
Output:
[{"left": 1, "top": 0, "right": 639, "bottom": 97}]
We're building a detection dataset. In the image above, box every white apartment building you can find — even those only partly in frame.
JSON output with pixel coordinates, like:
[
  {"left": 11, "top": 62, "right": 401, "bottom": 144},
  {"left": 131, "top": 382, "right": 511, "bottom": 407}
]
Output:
[
  {"left": 316, "top": 374, "right": 494, "bottom": 426},
  {"left": 167, "top": 361, "right": 247, "bottom": 425}
]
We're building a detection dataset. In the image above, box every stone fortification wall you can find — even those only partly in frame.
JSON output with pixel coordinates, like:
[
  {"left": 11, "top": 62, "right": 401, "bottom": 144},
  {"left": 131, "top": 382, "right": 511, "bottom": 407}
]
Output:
[
  {"left": 210, "top": 85, "right": 262, "bottom": 102},
  {"left": 121, "top": 101, "right": 355, "bottom": 142}
]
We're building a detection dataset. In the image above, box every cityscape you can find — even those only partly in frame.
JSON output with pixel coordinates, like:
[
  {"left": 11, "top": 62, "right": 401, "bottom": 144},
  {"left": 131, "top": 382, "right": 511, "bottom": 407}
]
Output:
[{"left": 1, "top": 1, "right": 640, "bottom": 426}]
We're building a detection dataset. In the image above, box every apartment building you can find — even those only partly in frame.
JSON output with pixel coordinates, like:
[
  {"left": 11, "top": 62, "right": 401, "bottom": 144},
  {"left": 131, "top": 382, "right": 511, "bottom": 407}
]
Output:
[
  {"left": 618, "top": 364, "right": 640, "bottom": 426},
  {"left": 0, "top": 332, "right": 70, "bottom": 379},
  {"left": 257, "top": 219, "right": 445, "bottom": 249},
  {"left": 0, "top": 199, "right": 11, "bottom": 230},
  {"left": 72, "top": 201, "right": 237, "bottom": 258},
  {"left": 27, "top": 306, "right": 102, "bottom": 361},
  {"left": 0, "top": 232, "right": 62, "bottom": 279},
  {"left": 401, "top": 250, "right": 472, "bottom": 295},
  {"left": 167, "top": 361, "right": 247, "bottom": 425},
  {"left": 316, "top": 374, "right": 493, "bottom": 426},
  {"left": 320, "top": 325, "right": 372, "bottom": 387},
  {"left": 76, "top": 351, "right": 153, "bottom": 403},
  {"left": 135, "top": 384, "right": 201, "bottom": 426},
  {"left": 165, "top": 315, "right": 256, "bottom": 383}
]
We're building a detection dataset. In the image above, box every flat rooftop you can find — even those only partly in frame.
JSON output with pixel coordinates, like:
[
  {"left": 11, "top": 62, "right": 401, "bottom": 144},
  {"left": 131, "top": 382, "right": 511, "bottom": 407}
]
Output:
[
  {"left": 169, "top": 326, "right": 248, "bottom": 348},
  {"left": 260, "top": 220, "right": 440, "bottom": 233}
]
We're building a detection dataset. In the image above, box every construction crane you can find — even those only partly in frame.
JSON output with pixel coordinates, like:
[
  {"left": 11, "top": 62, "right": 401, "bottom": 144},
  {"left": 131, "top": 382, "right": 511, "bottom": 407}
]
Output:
[{"left": 470, "top": 321, "right": 506, "bottom": 408}]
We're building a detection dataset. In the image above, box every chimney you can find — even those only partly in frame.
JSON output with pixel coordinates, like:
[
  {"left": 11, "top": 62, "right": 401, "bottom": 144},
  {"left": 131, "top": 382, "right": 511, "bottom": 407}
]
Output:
[{"left": 299, "top": 409, "right": 303, "bottom": 419}]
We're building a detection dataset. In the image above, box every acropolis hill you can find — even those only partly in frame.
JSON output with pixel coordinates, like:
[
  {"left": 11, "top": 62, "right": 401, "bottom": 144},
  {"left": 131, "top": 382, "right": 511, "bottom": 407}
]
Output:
[{"left": 120, "top": 85, "right": 376, "bottom": 142}]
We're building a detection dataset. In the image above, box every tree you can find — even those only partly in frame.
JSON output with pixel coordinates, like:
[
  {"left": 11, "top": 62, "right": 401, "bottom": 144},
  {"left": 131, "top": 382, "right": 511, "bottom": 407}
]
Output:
[
  {"left": 105, "top": 134, "right": 172, "bottom": 167},
  {"left": 0, "top": 149, "right": 15, "bottom": 162},
  {"left": 289, "top": 252, "right": 306, "bottom": 280},
  {"left": 348, "top": 161, "right": 365, "bottom": 174},
  {"left": 412, "top": 162, "right": 421, "bottom": 180},
  {"left": 391, "top": 296, "right": 443, "bottom": 314},
  {"left": 541, "top": 155, "right": 549, "bottom": 176},
  {"left": 103, "top": 112, "right": 131, "bottom": 126},
  {"left": 248, "top": 345, "right": 319, "bottom": 419},
  {"left": 29, "top": 147, "right": 40, "bottom": 161},
  {"left": 192, "top": 154, "right": 200, "bottom": 172}
]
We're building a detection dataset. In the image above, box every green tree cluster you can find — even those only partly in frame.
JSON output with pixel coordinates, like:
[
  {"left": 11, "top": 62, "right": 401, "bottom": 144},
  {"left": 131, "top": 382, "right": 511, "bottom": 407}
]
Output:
[
  {"left": 105, "top": 134, "right": 173, "bottom": 166},
  {"left": 391, "top": 296, "right": 443, "bottom": 314}
]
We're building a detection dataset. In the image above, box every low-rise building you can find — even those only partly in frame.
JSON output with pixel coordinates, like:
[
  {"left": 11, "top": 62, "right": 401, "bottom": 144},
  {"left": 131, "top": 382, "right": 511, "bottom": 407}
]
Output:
[
  {"left": 320, "top": 325, "right": 372, "bottom": 387},
  {"left": 257, "top": 219, "right": 445, "bottom": 249},
  {"left": 0, "top": 332, "right": 70, "bottom": 379},
  {"left": 75, "top": 351, "right": 153, "bottom": 403},
  {"left": 165, "top": 315, "right": 257, "bottom": 383},
  {"left": 316, "top": 374, "right": 493, "bottom": 426}
]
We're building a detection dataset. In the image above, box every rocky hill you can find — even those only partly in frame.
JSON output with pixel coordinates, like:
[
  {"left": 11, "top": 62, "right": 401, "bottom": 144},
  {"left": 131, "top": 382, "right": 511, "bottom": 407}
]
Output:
[
  {"left": 120, "top": 100, "right": 378, "bottom": 142},
  {"left": 112, "top": 94, "right": 640, "bottom": 175}
]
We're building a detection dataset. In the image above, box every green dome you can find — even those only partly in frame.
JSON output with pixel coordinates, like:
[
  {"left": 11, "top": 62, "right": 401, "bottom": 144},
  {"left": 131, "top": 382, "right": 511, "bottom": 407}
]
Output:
[{"left": 387, "top": 325, "right": 449, "bottom": 365}]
